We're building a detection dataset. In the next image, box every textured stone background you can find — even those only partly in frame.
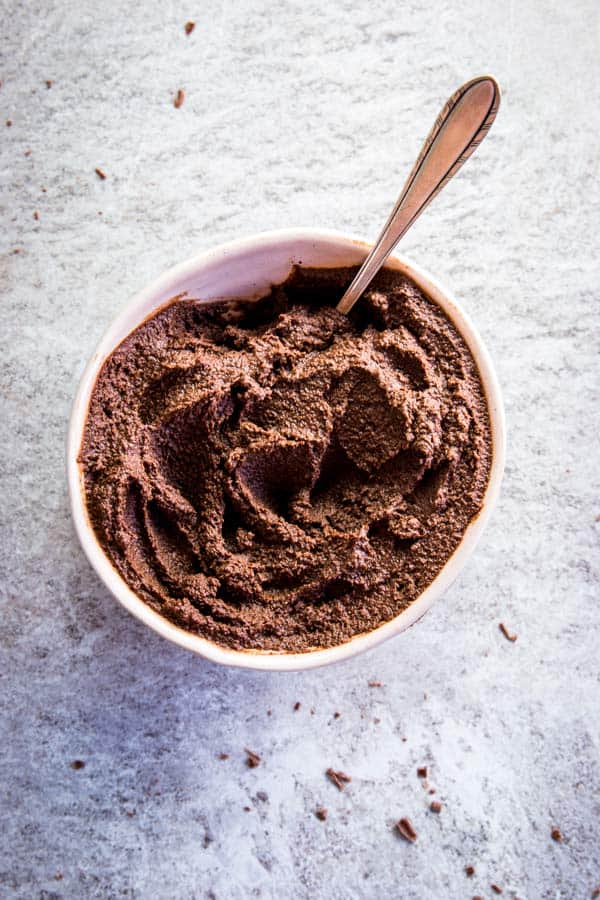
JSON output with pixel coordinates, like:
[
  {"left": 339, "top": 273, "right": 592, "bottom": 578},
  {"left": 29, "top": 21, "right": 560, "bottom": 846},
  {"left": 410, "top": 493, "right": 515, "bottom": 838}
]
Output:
[{"left": 1, "top": 1, "right": 599, "bottom": 898}]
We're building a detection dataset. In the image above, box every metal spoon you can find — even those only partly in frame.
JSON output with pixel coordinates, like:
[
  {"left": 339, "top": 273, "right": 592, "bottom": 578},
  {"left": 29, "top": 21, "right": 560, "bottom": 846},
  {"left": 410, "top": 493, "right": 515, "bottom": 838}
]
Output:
[{"left": 336, "top": 75, "right": 500, "bottom": 315}]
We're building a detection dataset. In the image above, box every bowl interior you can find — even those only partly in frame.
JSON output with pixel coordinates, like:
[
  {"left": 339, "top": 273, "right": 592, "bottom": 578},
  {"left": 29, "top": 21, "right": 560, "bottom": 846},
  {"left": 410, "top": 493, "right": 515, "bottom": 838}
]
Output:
[{"left": 68, "top": 229, "right": 505, "bottom": 671}]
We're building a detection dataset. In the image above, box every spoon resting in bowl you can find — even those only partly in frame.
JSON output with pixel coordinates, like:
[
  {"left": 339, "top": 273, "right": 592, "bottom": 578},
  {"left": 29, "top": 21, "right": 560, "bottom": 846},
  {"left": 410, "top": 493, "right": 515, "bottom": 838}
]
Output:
[{"left": 336, "top": 75, "right": 500, "bottom": 315}]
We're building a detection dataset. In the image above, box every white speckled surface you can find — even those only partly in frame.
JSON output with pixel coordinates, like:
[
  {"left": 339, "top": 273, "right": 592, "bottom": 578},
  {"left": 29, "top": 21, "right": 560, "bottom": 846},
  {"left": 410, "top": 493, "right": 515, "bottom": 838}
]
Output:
[{"left": 1, "top": 1, "right": 599, "bottom": 898}]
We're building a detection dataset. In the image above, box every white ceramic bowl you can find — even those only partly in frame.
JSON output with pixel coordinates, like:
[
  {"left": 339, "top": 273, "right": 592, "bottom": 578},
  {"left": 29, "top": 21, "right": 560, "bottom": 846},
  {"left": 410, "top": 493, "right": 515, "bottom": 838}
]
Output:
[{"left": 68, "top": 228, "right": 505, "bottom": 671}]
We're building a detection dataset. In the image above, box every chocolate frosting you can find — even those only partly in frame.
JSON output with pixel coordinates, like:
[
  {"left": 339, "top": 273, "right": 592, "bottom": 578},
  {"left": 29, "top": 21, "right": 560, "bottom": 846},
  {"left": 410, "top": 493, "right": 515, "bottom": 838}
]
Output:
[{"left": 80, "top": 266, "right": 491, "bottom": 651}]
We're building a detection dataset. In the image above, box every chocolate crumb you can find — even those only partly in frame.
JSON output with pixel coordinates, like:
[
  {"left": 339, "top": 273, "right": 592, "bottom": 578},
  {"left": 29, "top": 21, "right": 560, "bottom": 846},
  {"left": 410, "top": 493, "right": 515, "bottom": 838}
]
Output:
[
  {"left": 491, "top": 885, "right": 503, "bottom": 895},
  {"left": 429, "top": 788, "right": 436, "bottom": 794},
  {"left": 592, "top": 887, "right": 600, "bottom": 898},
  {"left": 54, "top": 873, "right": 63, "bottom": 881},
  {"left": 551, "top": 827, "right": 563, "bottom": 842},
  {"left": 368, "top": 680, "right": 383, "bottom": 687},
  {"left": 243, "top": 805, "right": 251, "bottom": 812},
  {"left": 417, "top": 766, "right": 428, "bottom": 778},
  {"left": 45, "top": 80, "right": 53, "bottom": 88},
  {"left": 174, "top": 89, "right": 185, "bottom": 109},
  {"left": 11, "top": 248, "right": 21, "bottom": 254},
  {"left": 95, "top": 167, "right": 107, "bottom": 180},
  {"left": 326, "top": 768, "right": 351, "bottom": 790},
  {"left": 6, "top": 119, "right": 12, "bottom": 127},
  {"left": 499, "top": 622, "right": 517, "bottom": 642},
  {"left": 33, "top": 211, "right": 39, "bottom": 220},
  {"left": 218, "top": 753, "right": 229, "bottom": 760},
  {"left": 245, "top": 748, "right": 261, "bottom": 768},
  {"left": 315, "top": 806, "right": 327, "bottom": 821},
  {"left": 184, "top": 21, "right": 195, "bottom": 34},
  {"left": 465, "top": 865, "right": 475, "bottom": 877},
  {"left": 334, "top": 712, "right": 341, "bottom": 719},
  {"left": 70, "top": 760, "right": 85, "bottom": 770},
  {"left": 395, "top": 817, "right": 417, "bottom": 843},
  {"left": 294, "top": 702, "right": 301, "bottom": 711},
  {"left": 430, "top": 800, "right": 442, "bottom": 813}
]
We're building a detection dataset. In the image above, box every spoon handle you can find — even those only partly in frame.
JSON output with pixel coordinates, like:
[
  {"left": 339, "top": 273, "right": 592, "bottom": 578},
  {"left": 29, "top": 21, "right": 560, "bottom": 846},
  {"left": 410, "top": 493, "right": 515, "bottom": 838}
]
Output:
[{"left": 336, "top": 75, "right": 500, "bottom": 314}]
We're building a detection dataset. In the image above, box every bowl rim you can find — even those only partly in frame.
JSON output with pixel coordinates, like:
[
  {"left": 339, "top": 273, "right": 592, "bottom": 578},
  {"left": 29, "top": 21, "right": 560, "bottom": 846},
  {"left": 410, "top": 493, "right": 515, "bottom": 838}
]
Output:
[{"left": 67, "top": 227, "right": 505, "bottom": 671}]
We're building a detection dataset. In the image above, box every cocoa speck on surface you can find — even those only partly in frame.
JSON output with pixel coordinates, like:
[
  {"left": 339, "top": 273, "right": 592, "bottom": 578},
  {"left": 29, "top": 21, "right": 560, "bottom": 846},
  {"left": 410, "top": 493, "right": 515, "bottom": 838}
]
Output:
[
  {"left": 94, "top": 167, "right": 106, "bottom": 180},
  {"left": 45, "top": 79, "right": 52, "bottom": 88},
  {"left": 217, "top": 753, "right": 229, "bottom": 760},
  {"left": 465, "top": 865, "right": 475, "bottom": 877},
  {"left": 174, "top": 89, "right": 185, "bottom": 108},
  {"left": 428, "top": 788, "right": 436, "bottom": 794},
  {"left": 243, "top": 805, "right": 251, "bottom": 812},
  {"left": 293, "top": 702, "right": 301, "bottom": 711},
  {"left": 592, "top": 887, "right": 600, "bottom": 898},
  {"left": 429, "top": 800, "right": 442, "bottom": 813},
  {"left": 70, "top": 760, "right": 85, "bottom": 770},
  {"left": 473, "top": 896, "right": 484, "bottom": 900},
  {"left": 245, "top": 748, "right": 261, "bottom": 768},
  {"left": 334, "top": 712, "right": 341, "bottom": 719},
  {"left": 499, "top": 622, "right": 517, "bottom": 642},
  {"left": 6, "top": 119, "right": 12, "bottom": 126},
  {"left": 315, "top": 806, "right": 327, "bottom": 821},
  {"left": 33, "top": 211, "right": 39, "bottom": 220},
  {"left": 54, "top": 873, "right": 63, "bottom": 881},
  {"left": 491, "top": 885, "right": 503, "bottom": 894},
  {"left": 417, "top": 766, "right": 428, "bottom": 778},
  {"left": 551, "top": 827, "right": 563, "bottom": 842},
  {"left": 184, "top": 21, "right": 195, "bottom": 34},
  {"left": 395, "top": 817, "right": 417, "bottom": 843},
  {"left": 80, "top": 266, "right": 491, "bottom": 653},
  {"left": 326, "top": 768, "right": 351, "bottom": 790},
  {"left": 24, "top": 149, "right": 31, "bottom": 156},
  {"left": 368, "top": 680, "right": 383, "bottom": 687}
]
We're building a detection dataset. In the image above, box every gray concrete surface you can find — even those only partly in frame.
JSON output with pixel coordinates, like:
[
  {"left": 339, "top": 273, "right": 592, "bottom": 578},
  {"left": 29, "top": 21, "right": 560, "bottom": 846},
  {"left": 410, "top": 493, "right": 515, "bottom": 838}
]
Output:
[{"left": 1, "top": 1, "right": 599, "bottom": 897}]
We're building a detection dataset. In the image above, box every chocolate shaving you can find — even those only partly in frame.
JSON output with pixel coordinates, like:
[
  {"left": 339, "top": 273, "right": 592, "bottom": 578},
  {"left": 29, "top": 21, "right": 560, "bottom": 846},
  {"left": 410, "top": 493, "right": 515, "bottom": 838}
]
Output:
[
  {"left": 551, "top": 827, "right": 563, "bottom": 842},
  {"left": 315, "top": 806, "right": 327, "bottom": 821},
  {"left": 174, "top": 89, "right": 185, "bottom": 109},
  {"left": 491, "top": 885, "right": 503, "bottom": 895},
  {"left": 184, "top": 21, "right": 195, "bottom": 34},
  {"left": 430, "top": 800, "right": 442, "bottom": 813},
  {"left": 95, "top": 167, "right": 106, "bottom": 180},
  {"left": 245, "top": 748, "right": 261, "bottom": 768},
  {"left": 70, "top": 760, "right": 85, "bottom": 770},
  {"left": 395, "top": 817, "right": 417, "bottom": 843},
  {"left": 465, "top": 865, "right": 475, "bottom": 877},
  {"left": 417, "top": 766, "right": 428, "bottom": 778},
  {"left": 499, "top": 622, "right": 517, "bottom": 642},
  {"left": 326, "top": 768, "right": 351, "bottom": 790}
]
